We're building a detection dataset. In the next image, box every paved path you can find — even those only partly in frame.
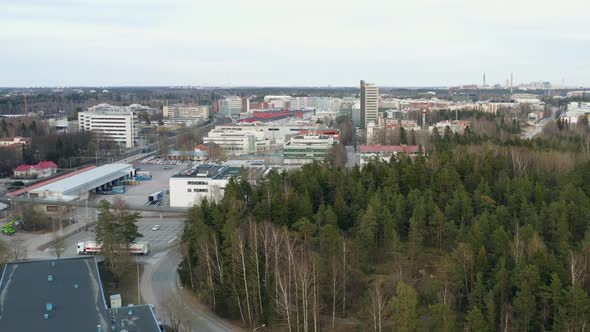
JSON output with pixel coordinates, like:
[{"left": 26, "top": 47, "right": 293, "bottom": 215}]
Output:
[{"left": 140, "top": 248, "right": 243, "bottom": 332}]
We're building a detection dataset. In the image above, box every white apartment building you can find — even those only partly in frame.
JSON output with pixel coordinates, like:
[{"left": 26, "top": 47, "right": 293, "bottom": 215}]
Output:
[
  {"left": 283, "top": 134, "right": 335, "bottom": 165},
  {"left": 163, "top": 104, "right": 209, "bottom": 119},
  {"left": 203, "top": 128, "right": 270, "bottom": 155},
  {"left": 78, "top": 104, "right": 139, "bottom": 148},
  {"left": 361, "top": 80, "right": 379, "bottom": 128}
]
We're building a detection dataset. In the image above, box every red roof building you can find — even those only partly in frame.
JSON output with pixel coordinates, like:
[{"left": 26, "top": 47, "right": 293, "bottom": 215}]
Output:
[{"left": 13, "top": 161, "right": 58, "bottom": 179}]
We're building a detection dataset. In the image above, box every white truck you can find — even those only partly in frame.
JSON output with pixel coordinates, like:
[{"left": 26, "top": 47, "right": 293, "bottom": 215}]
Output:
[{"left": 76, "top": 241, "right": 150, "bottom": 255}]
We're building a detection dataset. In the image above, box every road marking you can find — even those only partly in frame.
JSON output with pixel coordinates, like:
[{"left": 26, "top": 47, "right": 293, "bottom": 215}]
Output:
[{"left": 168, "top": 236, "right": 177, "bottom": 243}]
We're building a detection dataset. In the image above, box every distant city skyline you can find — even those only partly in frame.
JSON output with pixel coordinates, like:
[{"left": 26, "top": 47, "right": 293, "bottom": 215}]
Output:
[{"left": 1, "top": 0, "right": 589, "bottom": 87}]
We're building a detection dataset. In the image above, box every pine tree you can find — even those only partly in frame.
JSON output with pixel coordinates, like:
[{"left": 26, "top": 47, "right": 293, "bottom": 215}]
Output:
[
  {"left": 465, "top": 306, "right": 489, "bottom": 332},
  {"left": 388, "top": 282, "right": 418, "bottom": 332}
]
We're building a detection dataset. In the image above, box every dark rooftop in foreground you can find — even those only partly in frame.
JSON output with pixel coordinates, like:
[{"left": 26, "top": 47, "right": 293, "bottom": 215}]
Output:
[{"left": 0, "top": 257, "right": 160, "bottom": 332}]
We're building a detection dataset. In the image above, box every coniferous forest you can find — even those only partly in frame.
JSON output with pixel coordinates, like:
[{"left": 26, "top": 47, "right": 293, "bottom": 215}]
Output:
[{"left": 180, "top": 136, "right": 590, "bottom": 331}]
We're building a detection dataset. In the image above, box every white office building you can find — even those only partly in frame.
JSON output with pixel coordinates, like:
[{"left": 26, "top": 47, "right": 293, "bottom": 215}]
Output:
[
  {"left": 203, "top": 128, "right": 270, "bottom": 155},
  {"left": 218, "top": 96, "right": 245, "bottom": 116},
  {"left": 211, "top": 123, "right": 317, "bottom": 145},
  {"left": 78, "top": 104, "right": 139, "bottom": 148},
  {"left": 169, "top": 163, "right": 268, "bottom": 208},
  {"left": 283, "top": 134, "right": 335, "bottom": 165}
]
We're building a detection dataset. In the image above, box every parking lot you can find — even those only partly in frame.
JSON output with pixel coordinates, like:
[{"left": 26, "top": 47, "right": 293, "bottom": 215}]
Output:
[{"left": 91, "top": 162, "right": 191, "bottom": 208}]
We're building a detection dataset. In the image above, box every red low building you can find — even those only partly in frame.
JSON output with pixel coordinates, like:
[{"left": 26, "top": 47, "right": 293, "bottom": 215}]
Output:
[{"left": 13, "top": 161, "right": 58, "bottom": 179}]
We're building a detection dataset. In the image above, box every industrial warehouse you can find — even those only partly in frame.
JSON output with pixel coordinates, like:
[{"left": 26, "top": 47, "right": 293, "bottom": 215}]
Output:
[{"left": 27, "top": 163, "right": 135, "bottom": 201}]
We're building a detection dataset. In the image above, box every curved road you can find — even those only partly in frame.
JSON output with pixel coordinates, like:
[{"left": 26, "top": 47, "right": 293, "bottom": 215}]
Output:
[{"left": 139, "top": 246, "right": 243, "bottom": 332}]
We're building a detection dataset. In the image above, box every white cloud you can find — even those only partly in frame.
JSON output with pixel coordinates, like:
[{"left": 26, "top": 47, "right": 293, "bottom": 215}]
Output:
[{"left": 0, "top": 0, "right": 588, "bottom": 86}]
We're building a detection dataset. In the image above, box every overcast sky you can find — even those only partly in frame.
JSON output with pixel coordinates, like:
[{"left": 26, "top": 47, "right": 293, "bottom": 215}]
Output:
[{"left": 1, "top": 0, "right": 589, "bottom": 87}]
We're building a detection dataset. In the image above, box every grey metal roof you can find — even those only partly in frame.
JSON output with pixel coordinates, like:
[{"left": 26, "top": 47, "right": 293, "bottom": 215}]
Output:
[
  {"left": 0, "top": 257, "right": 160, "bottom": 332},
  {"left": 30, "top": 164, "right": 134, "bottom": 196}
]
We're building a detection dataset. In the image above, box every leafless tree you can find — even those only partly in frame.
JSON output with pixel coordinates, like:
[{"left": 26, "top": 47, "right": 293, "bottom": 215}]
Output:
[
  {"left": 207, "top": 143, "right": 226, "bottom": 162},
  {"left": 8, "top": 238, "right": 26, "bottom": 260},
  {"left": 50, "top": 234, "right": 66, "bottom": 259},
  {"left": 162, "top": 294, "right": 190, "bottom": 332},
  {"left": 569, "top": 250, "right": 585, "bottom": 287},
  {"left": 369, "top": 280, "right": 389, "bottom": 332},
  {"left": 180, "top": 242, "right": 195, "bottom": 290}
]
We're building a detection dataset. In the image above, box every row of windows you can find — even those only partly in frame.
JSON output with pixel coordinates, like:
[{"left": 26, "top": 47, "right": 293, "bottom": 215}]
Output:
[
  {"left": 187, "top": 188, "right": 208, "bottom": 193},
  {"left": 187, "top": 181, "right": 208, "bottom": 185}
]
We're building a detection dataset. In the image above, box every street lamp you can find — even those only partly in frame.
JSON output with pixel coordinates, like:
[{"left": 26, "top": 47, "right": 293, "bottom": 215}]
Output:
[{"left": 253, "top": 324, "right": 266, "bottom": 332}]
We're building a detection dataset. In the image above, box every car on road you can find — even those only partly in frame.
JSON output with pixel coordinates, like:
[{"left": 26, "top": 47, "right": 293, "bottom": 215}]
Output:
[
  {"left": 152, "top": 225, "right": 160, "bottom": 231},
  {"left": 164, "top": 166, "right": 172, "bottom": 170}
]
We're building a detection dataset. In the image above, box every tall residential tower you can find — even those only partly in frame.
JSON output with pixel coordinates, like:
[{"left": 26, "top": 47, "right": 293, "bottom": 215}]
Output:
[{"left": 360, "top": 80, "right": 379, "bottom": 129}]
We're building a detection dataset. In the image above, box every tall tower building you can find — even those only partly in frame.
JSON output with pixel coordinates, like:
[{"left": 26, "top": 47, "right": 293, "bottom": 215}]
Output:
[{"left": 360, "top": 80, "right": 379, "bottom": 129}]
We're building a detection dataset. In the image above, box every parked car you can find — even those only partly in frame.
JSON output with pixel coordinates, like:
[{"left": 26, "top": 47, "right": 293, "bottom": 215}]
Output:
[{"left": 152, "top": 225, "right": 160, "bottom": 231}]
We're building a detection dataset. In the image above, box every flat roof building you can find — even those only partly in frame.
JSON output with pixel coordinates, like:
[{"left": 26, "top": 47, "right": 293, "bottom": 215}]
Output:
[
  {"left": 169, "top": 163, "right": 267, "bottom": 208},
  {"left": 218, "top": 96, "right": 244, "bottom": 117},
  {"left": 0, "top": 257, "right": 160, "bottom": 332},
  {"left": 283, "top": 134, "right": 335, "bottom": 165},
  {"left": 203, "top": 128, "right": 270, "bottom": 155},
  {"left": 79, "top": 104, "right": 140, "bottom": 148}
]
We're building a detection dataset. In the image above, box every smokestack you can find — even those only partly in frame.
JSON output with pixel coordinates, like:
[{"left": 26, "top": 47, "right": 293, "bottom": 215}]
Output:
[
  {"left": 510, "top": 72, "right": 513, "bottom": 94},
  {"left": 24, "top": 95, "right": 28, "bottom": 117},
  {"left": 422, "top": 110, "right": 426, "bottom": 129}
]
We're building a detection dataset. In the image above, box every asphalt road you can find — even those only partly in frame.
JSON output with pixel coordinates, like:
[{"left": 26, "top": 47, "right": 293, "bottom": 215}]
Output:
[
  {"left": 58, "top": 218, "right": 183, "bottom": 257},
  {"left": 140, "top": 247, "right": 242, "bottom": 332}
]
